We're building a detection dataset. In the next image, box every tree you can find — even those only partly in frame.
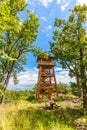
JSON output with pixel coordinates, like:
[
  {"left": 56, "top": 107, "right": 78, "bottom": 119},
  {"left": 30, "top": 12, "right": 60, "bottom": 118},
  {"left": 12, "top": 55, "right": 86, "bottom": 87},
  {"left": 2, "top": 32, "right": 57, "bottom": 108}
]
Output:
[
  {"left": 0, "top": 0, "right": 45, "bottom": 103},
  {"left": 50, "top": 5, "right": 87, "bottom": 108}
]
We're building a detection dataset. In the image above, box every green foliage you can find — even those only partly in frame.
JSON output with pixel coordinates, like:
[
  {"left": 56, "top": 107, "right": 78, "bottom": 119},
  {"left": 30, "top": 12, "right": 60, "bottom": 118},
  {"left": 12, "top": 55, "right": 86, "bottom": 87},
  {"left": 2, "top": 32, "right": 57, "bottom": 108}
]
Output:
[
  {"left": 58, "top": 83, "right": 72, "bottom": 94},
  {"left": 50, "top": 5, "right": 87, "bottom": 108},
  {"left": 0, "top": 89, "right": 3, "bottom": 103},
  {"left": 0, "top": 0, "right": 48, "bottom": 95},
  {"left": 5, "top": 90, "right": 31, "bottom": 102},
  {"left": 32, "top": 84, "right": 37, "bottom": 92},
  {"left": 70, "top": 82, "right": 79, "bottom": 96},
  {"left": 0, "top": 0, "right": 43, "bottom": 93},
  {"left": 26, "top": 95, "right": 36, "bottom": 102},
  {"left": 4, "top": 89, "right": 37, "bottom": 103},
  {"left": 0, "top": 82, "right": 4, "bottom": 102},
  {"left": 12, "top": 72, "right": 19, "bottom": 85},
  {"left": 0, "top": 50, "right": 17, "bottom": 60}
]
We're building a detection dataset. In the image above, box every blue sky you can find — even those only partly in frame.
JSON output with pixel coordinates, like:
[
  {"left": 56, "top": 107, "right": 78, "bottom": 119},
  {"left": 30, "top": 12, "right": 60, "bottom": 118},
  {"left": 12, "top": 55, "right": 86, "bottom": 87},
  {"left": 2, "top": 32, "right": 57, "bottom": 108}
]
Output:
[
  {"left": 25, "top": 0, "right": 75, "bottom": 68},
  {"left": 8, "top": 0, "right": 87, "bottom": 90}
]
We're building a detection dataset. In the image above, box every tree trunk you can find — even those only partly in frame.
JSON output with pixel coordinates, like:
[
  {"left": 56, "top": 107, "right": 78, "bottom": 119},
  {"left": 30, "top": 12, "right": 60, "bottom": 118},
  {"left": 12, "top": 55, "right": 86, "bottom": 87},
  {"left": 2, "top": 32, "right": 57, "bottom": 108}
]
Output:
[
  {"left": 82, "top": 82, "right": 87, "bottom": 109},
  {"left": 76, "top": 75, "right": 83, "bottom": 97},
  {"left": 4, "top": 61, "right": 15, "bottom": 90},
  {"left": 0, "top": 72, "right": 12, "bottom": 104},
  {"left": 1, "top": 61, "right": 15, "bottom": 104},
  {"left": 80, "top": 48, "right": 87, "bottom": 109},
  {"left": 81, "top": 66, "right": 87, "bottom": 108},
  {"left": 76, "top": 75, "right": 81, "bottom": 97},
  {"left": 1, "top": 95, "right": 5, "bottom": 105},
  {"left": 4, "top": 71, "right": 12, "bottom": 90}
]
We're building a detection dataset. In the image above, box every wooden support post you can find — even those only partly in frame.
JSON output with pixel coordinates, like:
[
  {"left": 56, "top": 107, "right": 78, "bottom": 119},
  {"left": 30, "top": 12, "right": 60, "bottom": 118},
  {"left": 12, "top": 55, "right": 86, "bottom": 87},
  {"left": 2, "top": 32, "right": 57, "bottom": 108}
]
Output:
[{"left": 53, "top": 68, "right": 58, "bottom": 97}]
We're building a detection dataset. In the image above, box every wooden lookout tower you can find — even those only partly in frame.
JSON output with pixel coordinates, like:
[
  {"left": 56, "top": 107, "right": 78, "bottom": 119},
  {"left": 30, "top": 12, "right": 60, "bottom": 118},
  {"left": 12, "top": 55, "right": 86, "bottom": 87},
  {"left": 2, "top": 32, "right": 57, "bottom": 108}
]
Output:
[{"left": 36, "top": 56, "right": 58, "bottom": 99}]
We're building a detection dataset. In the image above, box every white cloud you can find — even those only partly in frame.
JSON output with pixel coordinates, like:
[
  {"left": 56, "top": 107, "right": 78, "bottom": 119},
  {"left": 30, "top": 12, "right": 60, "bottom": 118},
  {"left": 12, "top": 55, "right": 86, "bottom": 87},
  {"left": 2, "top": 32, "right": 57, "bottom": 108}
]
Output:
[
  {"left": 8, "top": 67, "right": 75, "bottom": 90},
  {"left": 60, "top": 2, "right": 69, "bottom": 11},
  {"left": 56, "top": 0, "right": 70, "bottom": 11},
  {"left": 57, "top": 0, "right": 87, "bottom": 8},
  {"left": 8, "top": 68, "right": 38, "bottom": 90},
  {"left": 55, "top": 67, "right": 68, "bottom": 71},
  {"left": 57, "top": 0, "right": 65, "bottom": 4},
  {"left": 41, "top": 25, "right": 52, "bottom": 37},
  {"left": 26, "top": 0, "right": 35, "bottom": 6},
  {"left": 39, "top": 0, "right": 53, "bottom": 8},
  {"left": 26, "top": 0, "right": 70, "bottom": 10},
  {"left": 55, "top": 67, "right": 75, "bottom": 84},
  {"left": 41, "top": 17, "right": 47, "bottom": 21},
  {"left": 76, "top": 0, "right": 87, "bottom": 5},
  {"left": 48, "top": 25, "right": 52, "bottom": 29},
  {"left": 56, "top": 74, "right": 75, "bottom": 84}
]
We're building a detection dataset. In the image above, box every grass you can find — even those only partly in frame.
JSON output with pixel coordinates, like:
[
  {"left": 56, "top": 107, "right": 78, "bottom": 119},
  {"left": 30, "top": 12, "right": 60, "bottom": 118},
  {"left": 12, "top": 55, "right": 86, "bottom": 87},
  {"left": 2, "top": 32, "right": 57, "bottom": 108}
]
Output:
[
  {"left": 0, "top": 101, "right": 76, "bottom": 130},
  {"left": 0, "top": 93, "right": 87, "bottom": 130}
]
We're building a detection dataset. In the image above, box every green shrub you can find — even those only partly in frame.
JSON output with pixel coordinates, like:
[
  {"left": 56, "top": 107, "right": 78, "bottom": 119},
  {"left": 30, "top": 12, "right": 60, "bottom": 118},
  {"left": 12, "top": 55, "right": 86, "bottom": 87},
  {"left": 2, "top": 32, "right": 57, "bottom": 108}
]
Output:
[
  {"left": 70, "top": 82, "right": 79, "bottom": 96},
  {"left": 58, "top": 83, "right": 72, "bottom": 94},
  {"left": 5, "top": 90, "right": 31, "bottom": 102}
]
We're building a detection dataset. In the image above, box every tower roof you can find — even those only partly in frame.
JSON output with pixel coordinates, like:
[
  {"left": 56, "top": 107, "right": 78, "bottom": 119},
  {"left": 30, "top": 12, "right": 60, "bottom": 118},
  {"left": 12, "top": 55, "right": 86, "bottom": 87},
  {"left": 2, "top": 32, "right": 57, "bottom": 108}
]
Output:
[
  {"left": 37, "top": 56, "right": 54, "bottom": 62},
  {"left": 37, "top": 56, "right": 56, "bottom": 68}
]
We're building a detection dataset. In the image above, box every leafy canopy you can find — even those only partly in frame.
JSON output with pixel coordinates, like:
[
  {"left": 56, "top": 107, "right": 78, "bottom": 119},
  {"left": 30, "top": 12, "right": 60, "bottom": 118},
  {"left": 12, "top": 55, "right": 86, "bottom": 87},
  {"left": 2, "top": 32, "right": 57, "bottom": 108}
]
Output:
[
  {"left": 0, "top": 0, "right": 44, "bottom": 90},
  {"left": 50, "top": 5, "right": 87, "bottom": 74}
]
